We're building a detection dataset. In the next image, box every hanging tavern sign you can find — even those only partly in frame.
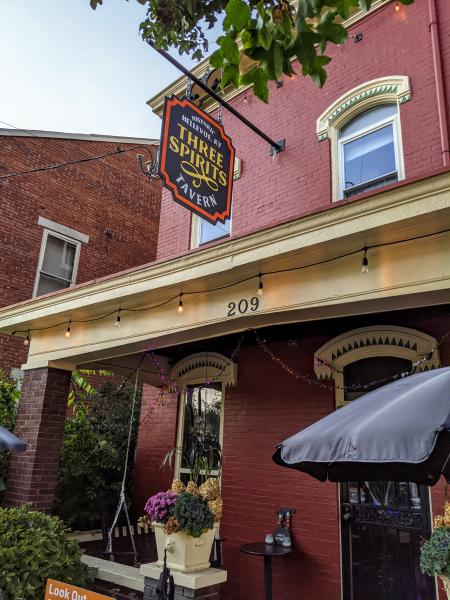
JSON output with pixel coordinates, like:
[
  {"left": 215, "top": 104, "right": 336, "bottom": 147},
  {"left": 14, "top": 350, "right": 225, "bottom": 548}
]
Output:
[{"left": 158, "top": 96, "right": 235, "bottom": 224}]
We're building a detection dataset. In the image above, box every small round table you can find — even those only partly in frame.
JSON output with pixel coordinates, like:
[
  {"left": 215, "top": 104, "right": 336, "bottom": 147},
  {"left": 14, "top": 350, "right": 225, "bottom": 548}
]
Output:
[{"left": 240, "top": 542, "right": 293, "bottom": 600}]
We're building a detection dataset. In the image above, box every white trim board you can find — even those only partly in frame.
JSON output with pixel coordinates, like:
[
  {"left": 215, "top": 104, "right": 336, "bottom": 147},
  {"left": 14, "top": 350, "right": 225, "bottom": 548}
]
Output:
[{"left": 38, "top": 217, "right": 89, "bottom": 244}]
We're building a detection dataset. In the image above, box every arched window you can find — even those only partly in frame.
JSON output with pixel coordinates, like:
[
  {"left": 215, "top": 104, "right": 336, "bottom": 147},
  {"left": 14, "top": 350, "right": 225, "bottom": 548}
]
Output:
[
  {"left": 316, "top": 76, "right": 410, "bottom": 201},
  {"left": 314, "top": 325, "right": 439, "bottom": 408},
  {"left": 169, "top": 352, "right": 237, "bottom": 482},
  {"left": 339, "top": 104, "right": 401, "bottom": 198}
]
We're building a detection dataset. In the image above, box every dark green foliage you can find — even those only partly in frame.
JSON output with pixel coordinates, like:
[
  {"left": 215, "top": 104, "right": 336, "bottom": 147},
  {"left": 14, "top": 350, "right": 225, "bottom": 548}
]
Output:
[
  {"left": 420, "top": 527, "right": 450, "bottom": 577},
  {"left": 54, "top": 381, "right": 141, "bottom": 530},
  {"left": 0, "top": 505, "right": 94, "bottom": 600},
  {"left": 91, "top": 0, "right": 415, "bottom": 102},
  {"left": 170, "top": 492, "right": 214, "bottom": 538},
  {"left": 0, "top": 371, "right": 20, "bottom": 494}
]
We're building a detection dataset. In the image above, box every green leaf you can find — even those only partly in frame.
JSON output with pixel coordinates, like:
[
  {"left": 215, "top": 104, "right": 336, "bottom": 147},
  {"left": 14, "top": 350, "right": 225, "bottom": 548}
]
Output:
[
  {"left": 241, "top": 67, "right": 269, "bottom": 102},
  {"left": 222, "top": 63, "right": 240, "bottom": 88},
  {"left": 317, "top": 11, "right": 347, "bottom": 51},
  {"left": 225, "top": 0, "right": 251, "bottom": 31},
  {"left": 209, "top": 49, "right": 224, "bottom": 68},
  {"left": 220, "top": 36, "right": 240, "bottom": 64}
]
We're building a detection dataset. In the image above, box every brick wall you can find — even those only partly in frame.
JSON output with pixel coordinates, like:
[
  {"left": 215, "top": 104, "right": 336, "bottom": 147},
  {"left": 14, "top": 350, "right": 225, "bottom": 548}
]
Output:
[
  {"left": 156, "top": 0, "right": 450, "bottom": 261},
  {"left": 0, "top": 134, "right": 161, "bottom": 372},
  {"left": 3, "top": 367, "right": 71, "bottom": 511},
  {"left": 133, "top": 385, "right": 179, "bottom": 514},
  {"left": 133, "top": 305, "right": 450, "bottom": 600}
]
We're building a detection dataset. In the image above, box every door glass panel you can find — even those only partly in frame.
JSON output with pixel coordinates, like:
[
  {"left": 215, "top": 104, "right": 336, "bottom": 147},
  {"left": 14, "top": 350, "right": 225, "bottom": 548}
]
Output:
[
  {"left": 179, "top": 382, "right": 222, "bottom": 484},
  {"left": 341, "top": 356, "right": 435, "bottom": 600}
]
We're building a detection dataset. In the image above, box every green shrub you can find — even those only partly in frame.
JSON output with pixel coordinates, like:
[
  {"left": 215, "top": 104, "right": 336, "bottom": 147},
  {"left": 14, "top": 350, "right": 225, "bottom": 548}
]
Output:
[
  {"left": 170, "top": 492, "right": 214, "bottom": 538},
  {"left": 420, "top": 527, "right": 450, "bottom": 577},
  {"left": 0, "top": 505, "right": 94, "bottom": 600},
  {"left": 0, "top": 371, "right": 20, "bottom": 495},
  {"left": 54, "top": 381, "right": 141, "bottom": 531}
]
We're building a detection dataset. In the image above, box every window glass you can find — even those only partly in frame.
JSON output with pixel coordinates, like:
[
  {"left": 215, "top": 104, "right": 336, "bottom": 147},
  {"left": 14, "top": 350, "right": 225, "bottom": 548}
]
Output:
[
  {"left": 343, "top": 124, "right": 396, "bottom": 192},
  {"left": 198, "top": 216, "right": 231, "bottom": 245},
  {"left": 36, "top": 233, "right": 78, "bottom": 297},
  {"left": 339, "top": 104, "right": 399, "bottom": 198},
  {"left": 340, "top": 105, "right": 397, "bottom": 138},
  {"left": 179, "top": 382, "right": 222, "bottom": 483},
  {"left": 343, "top": 356, "right": 411, "bottom": 402}
]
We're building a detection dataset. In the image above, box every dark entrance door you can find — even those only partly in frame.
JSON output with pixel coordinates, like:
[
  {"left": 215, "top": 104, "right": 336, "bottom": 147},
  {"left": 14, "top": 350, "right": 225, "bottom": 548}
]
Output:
[
  {"left": 340, "top": 357, "right": 436, "bottom": 600},
  {"left": 341, "top": 481, "right": 435, "bottom": 600}
]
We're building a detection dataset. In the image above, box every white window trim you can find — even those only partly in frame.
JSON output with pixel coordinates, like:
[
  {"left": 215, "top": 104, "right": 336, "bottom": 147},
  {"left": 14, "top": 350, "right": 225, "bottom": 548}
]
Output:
[
  {"left": 314, "top": 325, "right": 440, "bottom": 408},
  {"left": 37, "top": 216, "right": 89, "bottom": 244},
  {"left": 174, "top": 382, "right": 225, "bottom": 482},
  {"left": 316, "top": 76, "right": 410, "bottom": 202},
  {"left": 190, "top": 157, "right": 240, "bottom": 249},
  {"left": 338, "top": 110, "right": 404, "bottom": 199},
  {"left": 169, "top": 352, "right": 237, "bottom": 480},
  {"left": 33, "top": 229, "right": 82, "bottom": 298},
  {"left": 190, "top": 213, "right": 232, "bottom": 249}
]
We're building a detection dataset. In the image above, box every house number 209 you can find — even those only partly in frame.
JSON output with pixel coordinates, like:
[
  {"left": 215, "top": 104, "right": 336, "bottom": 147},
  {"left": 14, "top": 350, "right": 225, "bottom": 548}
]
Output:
[{"left": 227, "top": 296, "right": 259, "bottom": 317}]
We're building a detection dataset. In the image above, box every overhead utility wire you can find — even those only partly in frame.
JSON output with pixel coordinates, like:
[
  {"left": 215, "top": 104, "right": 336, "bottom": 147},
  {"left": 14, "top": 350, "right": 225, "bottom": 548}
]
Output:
[
  {"left": 0, "top": 146, "right": 149, "bottom": 180},
  {"left": 0, "top": 118, "right": 158, "bottom": 180}
]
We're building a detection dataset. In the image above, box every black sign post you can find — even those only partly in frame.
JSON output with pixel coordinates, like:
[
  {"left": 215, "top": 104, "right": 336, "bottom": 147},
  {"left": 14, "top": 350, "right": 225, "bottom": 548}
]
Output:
[{"left": 159, "top": 96, "right": 235, "bottom": 225}]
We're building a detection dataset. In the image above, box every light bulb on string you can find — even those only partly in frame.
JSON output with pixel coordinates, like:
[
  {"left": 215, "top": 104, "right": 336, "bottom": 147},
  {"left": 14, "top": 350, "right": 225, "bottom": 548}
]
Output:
[
  {"left": 361, "top": 248, "right": 369, "bottom": 274},
  {"left": 177, "top": 294, "right": 184, "bottom": 314},
  {"left": 257, "top": 274, "right": 264, "bottom": 297},
  {"left": 65, "top": 320, "right": 71, "bottom": 338},
  {"left": 115, "top": 309, "right": 121, "bottom": 327},
  {"left": 24, "top": 330, "right": 30, "bottom": 346}
]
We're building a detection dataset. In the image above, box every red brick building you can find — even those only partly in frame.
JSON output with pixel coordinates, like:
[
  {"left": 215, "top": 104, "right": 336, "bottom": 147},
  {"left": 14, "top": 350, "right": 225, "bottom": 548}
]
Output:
[
  {"left": 0, "top": 129, "right": 161, "bottom": 379},
  {"left": 0, "top": 1, "right": 449, "bottom": 599}
]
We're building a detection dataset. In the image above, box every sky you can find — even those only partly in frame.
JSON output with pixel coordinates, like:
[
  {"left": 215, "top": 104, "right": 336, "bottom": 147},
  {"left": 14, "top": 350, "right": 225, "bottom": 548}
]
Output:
[{"left": 0, "top": 1, "right": 213, "bottom": 139}]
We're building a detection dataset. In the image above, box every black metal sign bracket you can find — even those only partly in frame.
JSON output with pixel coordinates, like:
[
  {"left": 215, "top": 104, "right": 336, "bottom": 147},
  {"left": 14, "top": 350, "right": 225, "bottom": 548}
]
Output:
[{"left": 147, "top": 40, "right": 286, "bottom": 156}]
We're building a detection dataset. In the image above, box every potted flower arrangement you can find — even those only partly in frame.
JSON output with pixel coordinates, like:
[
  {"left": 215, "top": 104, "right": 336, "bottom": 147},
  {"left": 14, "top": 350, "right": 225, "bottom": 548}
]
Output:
[
  {"left": 144, "top": 477, "right": 223, "bottom": 573},
  {"left": 420, "top": 502, "right": 450, "bottom": 597}
]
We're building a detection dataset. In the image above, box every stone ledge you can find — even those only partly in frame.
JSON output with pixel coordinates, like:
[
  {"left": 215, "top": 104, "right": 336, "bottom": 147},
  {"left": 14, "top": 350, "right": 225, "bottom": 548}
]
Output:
[
  {"left": 140, "top": 563, "right": 227, "bottom": 590},
  {"left": 81, "top": 554, "right": 145, "bottom": 592}
]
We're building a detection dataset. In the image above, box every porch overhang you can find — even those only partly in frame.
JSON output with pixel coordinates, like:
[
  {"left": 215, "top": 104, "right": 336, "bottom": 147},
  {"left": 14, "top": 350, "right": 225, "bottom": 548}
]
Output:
[{"left": 0, "top": 170, "right": 449, "bottom": 380}]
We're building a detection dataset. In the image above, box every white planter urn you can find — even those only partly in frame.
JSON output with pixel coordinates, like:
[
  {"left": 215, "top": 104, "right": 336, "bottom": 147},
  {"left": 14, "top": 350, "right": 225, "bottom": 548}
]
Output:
[{"left": 153, "top": 522, "right": 215, "bottom": 573}]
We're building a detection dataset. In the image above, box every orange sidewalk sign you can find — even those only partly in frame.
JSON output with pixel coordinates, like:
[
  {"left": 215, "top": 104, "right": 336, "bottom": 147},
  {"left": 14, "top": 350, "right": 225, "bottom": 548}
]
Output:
[{"left": 44, "top": 579, "right": 113, "bottom": 600}]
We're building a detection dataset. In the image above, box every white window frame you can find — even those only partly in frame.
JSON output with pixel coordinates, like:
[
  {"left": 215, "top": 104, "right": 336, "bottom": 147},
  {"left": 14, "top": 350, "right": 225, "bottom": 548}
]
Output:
[
  {"left": 316, "top": 76, "right": 411, "bottom": 202},
  {"left": 190, "top": 157, "right": 240, "bottom": 249},
  {"left": 338, "top": 107, "right": 403, "bottom": 199},
  {"left": 191, "top": 212, "right": 232, "bottom": 248},
  {"left": 169, "top": 352, "right": 237, "bottom": 480},
  {"left": 33, "top": 229, "right": 82, "bottom": 298},
  {"left": 174, "top": 382, "right": 225, "bottom": 482}
]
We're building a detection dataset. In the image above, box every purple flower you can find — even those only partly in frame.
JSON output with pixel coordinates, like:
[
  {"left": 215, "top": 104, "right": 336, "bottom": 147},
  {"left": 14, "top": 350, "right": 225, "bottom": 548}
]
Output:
[{"left": 145, "top": 491, "right": 177, "bottom": 523}]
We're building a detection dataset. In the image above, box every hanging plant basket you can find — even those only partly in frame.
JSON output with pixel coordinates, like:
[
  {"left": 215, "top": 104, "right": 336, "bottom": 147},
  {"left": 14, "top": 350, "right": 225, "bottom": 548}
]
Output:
[{"left": 153, "top": 522, "right": 215, "bottom": 573}]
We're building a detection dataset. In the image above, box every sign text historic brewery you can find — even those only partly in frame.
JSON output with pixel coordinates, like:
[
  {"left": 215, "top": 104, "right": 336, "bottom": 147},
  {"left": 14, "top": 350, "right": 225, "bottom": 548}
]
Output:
[{"left": 159, "top": 96, "right": 235, "bottom": 224}]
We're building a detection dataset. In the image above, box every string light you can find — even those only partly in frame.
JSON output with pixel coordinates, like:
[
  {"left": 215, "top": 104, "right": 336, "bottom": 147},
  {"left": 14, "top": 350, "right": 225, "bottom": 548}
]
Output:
[
  {"left": 8, "top": 227, "right": 450, "bottom": 340},
  {"left": 257, "top": 274, "right": 264, "bottom": 297},
  {"left": 177, "top": 293, "right": 184, "bottom": 314},
  {"left": 24, "top": 330, "right": 30, "bottom": 346},
  {"left": 361, "top": 247, "right": 369, "bottom": 274}
]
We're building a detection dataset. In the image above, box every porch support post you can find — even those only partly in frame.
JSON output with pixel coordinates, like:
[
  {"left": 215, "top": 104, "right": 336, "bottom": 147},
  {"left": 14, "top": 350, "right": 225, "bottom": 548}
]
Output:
[{"left": 3, "top": 367, "right": 72, "bottom": 512}]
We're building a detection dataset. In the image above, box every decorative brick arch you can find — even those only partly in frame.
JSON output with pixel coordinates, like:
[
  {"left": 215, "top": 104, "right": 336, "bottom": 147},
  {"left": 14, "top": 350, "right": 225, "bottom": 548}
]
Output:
[
  {"left": 169, "top": 351, "right": 237, "bottom": 388},
  {"left": 314, "top": 325, "right": 440, "bottom": 407},
  {"left": 316, "top": 76, "right": 411, "bottom": 141}
]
